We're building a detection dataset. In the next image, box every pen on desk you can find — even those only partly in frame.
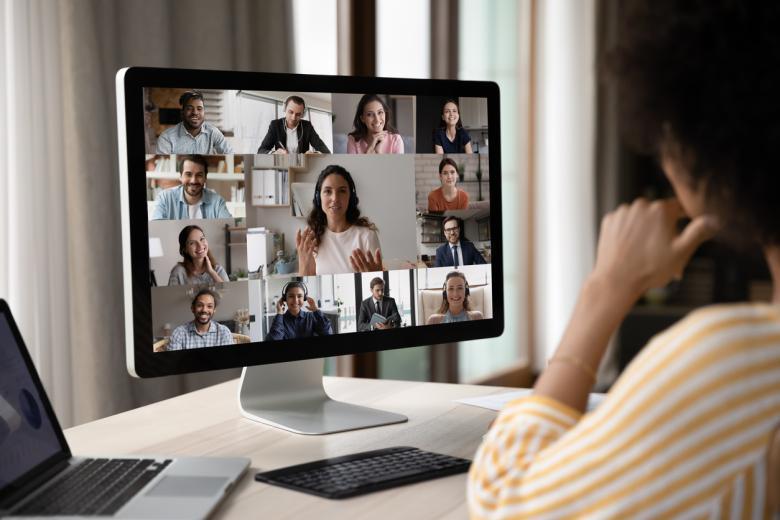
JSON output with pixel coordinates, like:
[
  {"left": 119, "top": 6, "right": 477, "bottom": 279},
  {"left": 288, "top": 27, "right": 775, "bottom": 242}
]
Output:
[{"left": 276, "top": 141, "right": 286, "bottom": 151}]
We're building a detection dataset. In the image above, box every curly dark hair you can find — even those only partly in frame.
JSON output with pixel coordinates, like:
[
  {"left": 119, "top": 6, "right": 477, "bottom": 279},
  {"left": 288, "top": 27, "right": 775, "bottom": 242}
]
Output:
[
  {"left": 307, "top": 165, "right": 375, "bottom": 245},
  {"left": 348, "top": 94, "right": 398, "bottom": 142},
  {"left": 604, "top": 0, "right": 780, "bottom": 246}
]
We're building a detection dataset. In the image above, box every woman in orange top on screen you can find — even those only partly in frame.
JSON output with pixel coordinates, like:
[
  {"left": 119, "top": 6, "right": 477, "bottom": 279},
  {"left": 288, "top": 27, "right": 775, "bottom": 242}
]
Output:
[{"left": 427, "top": 158, "right": 469, "bottom": 213}]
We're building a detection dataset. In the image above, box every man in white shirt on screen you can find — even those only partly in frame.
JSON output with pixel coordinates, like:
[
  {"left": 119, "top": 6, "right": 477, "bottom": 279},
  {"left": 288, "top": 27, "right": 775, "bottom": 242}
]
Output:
[
  {"left": 151, "top": 155, "right": 232, "bottom": 220},
  {"left": 256, "top": 95, "right": 331, "bottom": 154}
]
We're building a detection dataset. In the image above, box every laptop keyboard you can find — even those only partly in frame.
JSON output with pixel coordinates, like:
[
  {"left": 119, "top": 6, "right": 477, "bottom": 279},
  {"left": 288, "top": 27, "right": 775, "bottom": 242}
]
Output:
[
  {"left": 14, "top": 457, "right": 172, "bottom": 516},
  {"left": 255, "top": 446, "right": 471, "bottom": 499}
]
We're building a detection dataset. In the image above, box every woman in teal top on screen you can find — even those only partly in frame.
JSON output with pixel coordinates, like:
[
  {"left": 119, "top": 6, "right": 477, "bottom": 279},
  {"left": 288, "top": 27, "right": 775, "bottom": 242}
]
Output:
[
  {"left": 433, "top": 99, "right": 473, "bottom": 154},
  {"left": 426, "top": 271, "right": 483, "bottom": 324}
]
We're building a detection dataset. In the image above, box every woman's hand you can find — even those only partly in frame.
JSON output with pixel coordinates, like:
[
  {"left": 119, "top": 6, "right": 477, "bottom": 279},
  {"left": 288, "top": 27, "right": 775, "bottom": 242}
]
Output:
[
  {"left": 204, "top": 255, "right": 223, "bottom": 282},
  {"left": 350, "top": 248, "right": 383, "bottom": 272},
  {"left": 592, "top": 198, "right": 717, "bottom": 301},
  {"left": 276, "top": 298, "right": 286, "bottom": 315},
  {"left": 367, "top": 131, "right": 388, "bottom": 154},
  {"left": 296, "top": 228, "right": 317, "bottom": 275},
  {"left": 305, "top": 296, "right": 318, "bottom": 312}
]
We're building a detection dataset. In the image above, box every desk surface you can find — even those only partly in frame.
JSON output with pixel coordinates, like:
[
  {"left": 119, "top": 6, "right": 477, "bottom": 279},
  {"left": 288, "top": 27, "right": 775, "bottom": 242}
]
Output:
[{"left": 64, "top": 377, "right": 508, "bottom": 519}]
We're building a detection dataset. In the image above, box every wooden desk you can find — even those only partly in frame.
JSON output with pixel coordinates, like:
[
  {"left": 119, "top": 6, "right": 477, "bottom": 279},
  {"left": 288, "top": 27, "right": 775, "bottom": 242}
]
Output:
[{"left": 64, "top": 377, "right": 506, "bottom": 519}]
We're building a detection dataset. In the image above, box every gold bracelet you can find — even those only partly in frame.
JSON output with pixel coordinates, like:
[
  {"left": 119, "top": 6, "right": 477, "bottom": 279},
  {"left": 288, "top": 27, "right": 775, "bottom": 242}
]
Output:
[{"left": 548, "top": 354, "right": 597, "bottom": 384}]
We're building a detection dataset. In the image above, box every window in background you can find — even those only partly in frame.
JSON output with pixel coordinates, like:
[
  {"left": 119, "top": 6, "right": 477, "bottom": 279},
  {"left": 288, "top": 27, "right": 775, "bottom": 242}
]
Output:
[
  {"left": 377, "top": 0, "right": 430, "bottom": 78},
  {"left": 458, "top": 0, "right": 528, "bottom": 382},
  {"left": 292, "top": 0, "right": 337, "bottom": 75}
]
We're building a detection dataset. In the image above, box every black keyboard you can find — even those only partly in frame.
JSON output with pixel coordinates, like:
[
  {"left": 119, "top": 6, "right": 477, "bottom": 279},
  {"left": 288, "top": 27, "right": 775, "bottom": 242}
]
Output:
[
  {"left": 14, "top": 457, "right": 172, "bottom": 516},
  {"left": 255, "top": 446, "right": 471, "bottom": 499}
]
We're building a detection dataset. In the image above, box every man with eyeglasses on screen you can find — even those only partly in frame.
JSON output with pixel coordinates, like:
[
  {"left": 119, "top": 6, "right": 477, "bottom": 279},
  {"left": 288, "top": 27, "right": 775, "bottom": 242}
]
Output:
[
  {"left": 157, "top": 90, "right": 233, "bottom": 154},
  {"left": 434, "top": 216, "right": 486, "bottom": 267},
  {"left": 257, "top": 95, "right": 331, "bottom": 154}
]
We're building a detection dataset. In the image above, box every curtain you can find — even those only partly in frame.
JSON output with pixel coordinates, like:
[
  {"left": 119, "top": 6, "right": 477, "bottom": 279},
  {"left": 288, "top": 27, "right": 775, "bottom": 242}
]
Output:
[{"left": 0, "top": 0, "right": 293, "bottom": 427}]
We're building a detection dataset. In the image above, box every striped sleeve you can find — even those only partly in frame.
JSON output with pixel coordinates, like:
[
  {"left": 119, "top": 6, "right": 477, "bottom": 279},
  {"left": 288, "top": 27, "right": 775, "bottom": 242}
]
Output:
[{"left": 468, "top": 304, "right": 780, "bottom": 519}]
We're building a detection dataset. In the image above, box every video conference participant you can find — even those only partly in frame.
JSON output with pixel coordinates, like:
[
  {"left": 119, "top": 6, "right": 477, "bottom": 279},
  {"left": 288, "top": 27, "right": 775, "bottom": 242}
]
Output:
[
  {"left": 297, "top": 165, "right": 383, "bottom": 275},
  {"left": 357, "top": 277, "right": 401, "bottom": 331},
  {"left": 426, "top": 271, "right": 483, "bottom": 324},
  {"left": 151, "top": 155, "right": 232, "bottom": 220},
  {"left": 168, "top": 289, "right": 235, "bottom": 350},
  {"left": 156, "top": 90, "right": 233, "bottom": 154},
  {"left": 168, "top": 225, "right": 228, "bottom": 285},
  {"left": 256, "top": 95, "right": 331, "bottom": 154},
  {"left": 266, "top": 281, "right": 333, "bottom": 340},
  {"left": 347, "top": 94, "right": 404, "bottom": 154},
  {"left": 427, "top": 158, "right": 469, "bottom": 212},
  {"left": 434, "top": 216, "right": 486, "bottom": 267},
  {"left": 433, "top": 99, "right": 473, "bottom": 154}
]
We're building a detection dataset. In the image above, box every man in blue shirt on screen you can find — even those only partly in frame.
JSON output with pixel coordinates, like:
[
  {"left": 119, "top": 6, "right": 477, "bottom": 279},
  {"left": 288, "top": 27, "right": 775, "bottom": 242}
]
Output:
[
  {"left": 168, "top": 289, "right": 234, "bottom": 351},
  {"left": 151, "top": 155, "right": 232, "bottom": 220},
  {"left": 156, "top": 90, "right": 233, "bottom": 154},
  {"left": 266, "top": 282, "right": 333, "bottom": 340}
]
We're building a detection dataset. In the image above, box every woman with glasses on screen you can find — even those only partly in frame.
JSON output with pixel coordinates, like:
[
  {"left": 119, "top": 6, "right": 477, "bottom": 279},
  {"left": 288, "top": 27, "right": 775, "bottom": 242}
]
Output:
[
  {"left": 427, "top": 158, "right": 469, "bottom": 213},
  {"left": 168, "top": 225, "right": 228, "bottom": 285},
  {"left": 426, "top": 271, "right": 483, "bottom": 325},
  {"left": 296, "top": 165, "right": 383, "bottom": 276},
  {"left": 433, "top": 99, "right": 473, "bottom": 154},
  {"left": 468, "top": 1, "right": 780, "bottom": 517},
  {"left": 346, "top": 94, "right": 404, "bottom": 154}
]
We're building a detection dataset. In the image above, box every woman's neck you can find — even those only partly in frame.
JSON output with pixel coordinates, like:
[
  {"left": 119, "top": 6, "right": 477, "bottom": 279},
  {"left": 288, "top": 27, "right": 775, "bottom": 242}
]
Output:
[
  {"left": 327, "top": 218, "right": 351, "bottom": 233},
  {"left": 764, "top": 246, "right": 780, "bottom": 304},
  {"left": 446, "top": 125, "right": 457, "bottom": 137},
  {"left": 448, "top": 304, "right": 464, "bottom": 315},
  {"left": 441, "top": 185, "right": 458, "bottom": 198},
  {"left": 191, "top": 258, "right": 205, "bottom": 272}
]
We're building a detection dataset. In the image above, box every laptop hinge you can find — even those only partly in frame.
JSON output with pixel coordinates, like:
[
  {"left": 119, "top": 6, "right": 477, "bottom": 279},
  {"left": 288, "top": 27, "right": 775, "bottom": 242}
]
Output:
[{"left": 0, "top": 458, "right": 72, "bottom": 511}]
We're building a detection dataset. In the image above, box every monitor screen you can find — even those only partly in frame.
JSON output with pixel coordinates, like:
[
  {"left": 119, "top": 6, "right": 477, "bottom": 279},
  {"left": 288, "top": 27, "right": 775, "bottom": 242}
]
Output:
[{"left": 117, "top": 67, "right": 503, "bottom": 379}]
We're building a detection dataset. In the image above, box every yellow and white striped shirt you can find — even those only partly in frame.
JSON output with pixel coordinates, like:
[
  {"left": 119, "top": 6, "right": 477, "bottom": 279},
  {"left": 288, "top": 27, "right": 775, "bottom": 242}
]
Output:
[{"left": 468, "top": 303, "right": 780, "bottom": 519}]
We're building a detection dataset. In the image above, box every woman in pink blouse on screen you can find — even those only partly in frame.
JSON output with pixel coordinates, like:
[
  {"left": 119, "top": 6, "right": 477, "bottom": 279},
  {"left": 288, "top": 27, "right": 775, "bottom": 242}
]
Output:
[{"left": 346, "top": 94, "right": 404, "bottom": 154}]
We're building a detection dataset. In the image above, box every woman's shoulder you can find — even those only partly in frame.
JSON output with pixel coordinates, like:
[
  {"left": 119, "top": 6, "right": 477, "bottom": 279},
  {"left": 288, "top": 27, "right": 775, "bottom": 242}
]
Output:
[
  {"left": 427, "top": 314, "right": 444, "bottom": 325},
  {"left": 170, "top": 263, "right": 185, "bottom": 274}
]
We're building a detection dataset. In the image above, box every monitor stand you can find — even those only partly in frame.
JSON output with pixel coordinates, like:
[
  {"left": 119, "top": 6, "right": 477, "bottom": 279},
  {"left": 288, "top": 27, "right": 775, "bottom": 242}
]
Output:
[{"left": 238, "top": 358, "right": 408, "bottom": 435}]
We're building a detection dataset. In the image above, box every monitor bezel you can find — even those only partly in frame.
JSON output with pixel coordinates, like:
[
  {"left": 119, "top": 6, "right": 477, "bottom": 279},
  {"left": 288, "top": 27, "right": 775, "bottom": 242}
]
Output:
[{"left": 118, "top": 66, "right": 504, "bottom": 378}]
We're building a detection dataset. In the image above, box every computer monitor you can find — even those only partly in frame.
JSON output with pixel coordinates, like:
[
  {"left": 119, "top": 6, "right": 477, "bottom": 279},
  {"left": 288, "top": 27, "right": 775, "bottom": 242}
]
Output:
[{"left": 116, "top": 67, "right": 503, "bottom": 434}]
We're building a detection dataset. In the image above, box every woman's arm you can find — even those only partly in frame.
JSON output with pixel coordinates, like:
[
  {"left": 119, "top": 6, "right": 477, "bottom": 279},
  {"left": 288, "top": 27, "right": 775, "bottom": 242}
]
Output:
[
  {"left": 434, "top": 144, "right": 444, "bottom": 154},
  {"left": 534, "top": 198, "right": 716, "bottom": 412}
]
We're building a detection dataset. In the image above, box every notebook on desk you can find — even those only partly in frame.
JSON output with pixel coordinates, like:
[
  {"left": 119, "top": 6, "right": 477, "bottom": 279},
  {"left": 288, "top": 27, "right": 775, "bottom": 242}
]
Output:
[{"left": 0, "top": 299, "right": 249, "bottom": 519}]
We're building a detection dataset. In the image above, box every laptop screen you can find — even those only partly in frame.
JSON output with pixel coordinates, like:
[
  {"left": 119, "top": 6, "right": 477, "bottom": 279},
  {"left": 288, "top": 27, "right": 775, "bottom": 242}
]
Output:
[{"left": 0, "top": 311, "right": 65, "bottom": 489}]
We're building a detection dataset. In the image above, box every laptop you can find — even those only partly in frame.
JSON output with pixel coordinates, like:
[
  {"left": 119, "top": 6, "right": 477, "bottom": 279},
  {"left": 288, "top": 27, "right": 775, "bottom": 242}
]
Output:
[{"left": 0, "top": 299, "right": 249, "bottom": 518}]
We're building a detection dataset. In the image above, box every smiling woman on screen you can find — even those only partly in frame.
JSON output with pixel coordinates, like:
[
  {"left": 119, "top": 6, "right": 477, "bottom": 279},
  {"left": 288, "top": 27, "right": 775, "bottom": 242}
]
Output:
[{"left": 297, "top": 165, "right": 383, "bottom": 276}]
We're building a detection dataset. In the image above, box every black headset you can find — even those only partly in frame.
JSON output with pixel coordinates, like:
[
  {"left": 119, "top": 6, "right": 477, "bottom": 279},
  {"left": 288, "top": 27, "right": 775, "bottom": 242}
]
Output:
[
  {"left": 282, "top": 281, "right": 308, "bottom": 301},
  {"left": 313, "top": 166, "right": 359, "bottom": 212},
  {"left": 442, "top": 272, "right": 470, "bottom": 300}
]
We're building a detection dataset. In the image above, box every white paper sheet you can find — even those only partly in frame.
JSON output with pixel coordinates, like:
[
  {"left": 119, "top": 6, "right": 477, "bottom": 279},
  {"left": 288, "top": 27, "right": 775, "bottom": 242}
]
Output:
[{"left": 456, "top": 389, "right": 606, "bottom": 413}]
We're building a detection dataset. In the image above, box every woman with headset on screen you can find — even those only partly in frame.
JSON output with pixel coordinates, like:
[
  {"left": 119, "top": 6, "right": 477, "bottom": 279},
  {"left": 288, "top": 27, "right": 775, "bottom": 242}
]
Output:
[
  {"left": 426, "top": 271, "right": 483, "bottom": 324},
  {"left": 346, "top": 94, "right": 404, "bottom": 154},
  {"left": 266, "top": 281, "right": 333, "bottom": 340},
  {"left": 168, "top": 224, "right": 228, "bottom": 285},
  {"left": 296, "top": 165, "right": 383, "bottom": 276}
]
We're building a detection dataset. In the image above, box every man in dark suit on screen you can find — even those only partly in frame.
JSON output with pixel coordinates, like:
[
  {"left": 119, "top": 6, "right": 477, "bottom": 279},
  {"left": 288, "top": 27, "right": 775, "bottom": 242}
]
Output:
[
  {"left": 257, "top": 95, "right": 331, "bottom": 154},
  {"left": 434, "top": 216, "right": 486, "bottom": 267},
  {"left": 357, "top": 278, "right": 401, "bottom": 331}
]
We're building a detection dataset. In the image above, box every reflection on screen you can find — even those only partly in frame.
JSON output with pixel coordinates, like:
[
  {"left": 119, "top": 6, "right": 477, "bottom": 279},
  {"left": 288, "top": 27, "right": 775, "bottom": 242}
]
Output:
[
  {"left": 143, "top": 89, "right": 493, "bottom": 352},
  {"left": 0, "top": 315, "right": 63, "bottom": 487}
]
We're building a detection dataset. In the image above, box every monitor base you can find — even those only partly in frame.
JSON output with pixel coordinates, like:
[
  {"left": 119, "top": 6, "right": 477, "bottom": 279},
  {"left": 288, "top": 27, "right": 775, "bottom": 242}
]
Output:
[{"left": 238, "top": 359, "right": 408, "bottom": 435}]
